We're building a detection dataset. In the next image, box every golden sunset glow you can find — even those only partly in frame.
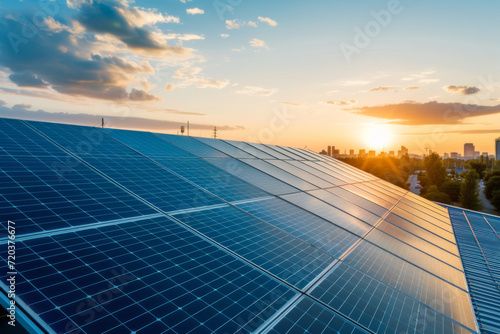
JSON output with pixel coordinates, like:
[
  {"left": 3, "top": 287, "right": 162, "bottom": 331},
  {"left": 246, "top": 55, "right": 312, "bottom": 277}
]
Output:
[{"left": 364, "top": 125, "right": 392, "bottom": 151}]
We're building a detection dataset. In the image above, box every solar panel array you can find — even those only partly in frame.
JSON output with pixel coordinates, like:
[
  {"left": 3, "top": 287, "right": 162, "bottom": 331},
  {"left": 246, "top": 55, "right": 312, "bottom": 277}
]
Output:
[
  {"left": 0, "top": 118, "right": 482, "bottom": 333},
  {"left": 446, "top": 206, "right": 500, "bottom": 334}
]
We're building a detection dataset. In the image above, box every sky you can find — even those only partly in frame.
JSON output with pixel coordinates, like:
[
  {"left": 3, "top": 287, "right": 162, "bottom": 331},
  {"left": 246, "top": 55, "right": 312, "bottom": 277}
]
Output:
[{"left": 1, "top": 0, "right": 500, "bottom": 156}]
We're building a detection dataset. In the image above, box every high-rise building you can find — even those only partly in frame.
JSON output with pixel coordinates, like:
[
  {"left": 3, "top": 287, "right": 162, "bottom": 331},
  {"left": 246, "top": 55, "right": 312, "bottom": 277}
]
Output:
[
  {"left": 451, "top": 152, "right": 458, "bottom": 158},
  {"left": 496, "top": 138, "right": 500, "bottom": 160},
  {"left": 464, "top": 143, "right": 475, "bottom": 158},
  {"left": 328, "top": 146, "right": 332, "bottom": 157},
  {"left": 474, "top": 151, "right": 480, "bottom": 158},
  {"left": 359, "top": 149, "right": 365, "bottom": 156},
  {"left": 389, "top": 151, "right": 395, "bottom": 157},
  {"left": 443, "top": 153, "right": 449, "bottom": 158},
  {"left": 349, "top": 149, "right": 354, "bottom": 157},
  {"left": 398, "top": 146, "right": 408, "bottom": 157},
  {"left": 368, "top": 150, "right": 376, "bottom": 158}
]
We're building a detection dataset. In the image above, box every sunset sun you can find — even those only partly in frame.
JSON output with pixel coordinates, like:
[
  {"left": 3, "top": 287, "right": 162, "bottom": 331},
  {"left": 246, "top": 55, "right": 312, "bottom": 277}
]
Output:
[{"left": 364, "top": 125, "right": 392, "bottom": 150}]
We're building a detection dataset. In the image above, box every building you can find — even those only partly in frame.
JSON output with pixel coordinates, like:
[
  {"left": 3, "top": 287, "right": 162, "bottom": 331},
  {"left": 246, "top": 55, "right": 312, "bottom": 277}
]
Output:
[
  {"left": 496, "top": 137, "right": 500, "bottom": 160},
  {"left": 0, "top": 117, "right": 498, "bottom": 334},
  {"left": 389, "top": 151, "right": 395, "bottom": 157},
  {"left": 359, "top": 149, "right": 365, "bottom": 157},
  {"left": 349, "top": 149, "right": 354, "bottom": 157},
  {"left": 368, "top": 150, "right": 376, "bottom": 158},
  {"left": 464, "top": 143, "right": 475, "bottom": 158},
  {"left": 397, "top": 145, "right": 408, "bottom": 157},
  {"left": 451, "top": 152, "right": 459, "bottom": 158},
  {"left": 328, "top": 145, "right": 332, "bottom": 157},
  {"left": 474, "top": 151, "right": 480, "bottom": 158},
  {"left": 443, "top": 153, "right": 449, "bottom": 158}
]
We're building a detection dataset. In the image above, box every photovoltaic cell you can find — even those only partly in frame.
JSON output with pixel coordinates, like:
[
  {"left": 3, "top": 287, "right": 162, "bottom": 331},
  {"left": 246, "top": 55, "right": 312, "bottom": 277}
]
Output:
[
  {"left": 264, "top": 145, "right": 306, "bottom": 160},
  {"left": 266, "top": 297, "right": 369, "bottom": 334},
  {"left": 148, "top": 157, "right": 269, "bottom": 202},
  {"left": 326, "top": 187, "right": 388, "bottom": 217},
  {"left": 0, "top": 216, "right": 297, "bottom": 334},
  {"left": 236, "top": 197, "right": 360, "bottom": 258},
  {"left": 155, "top": 133, "right": 229, "bottom": 158},
  {"left": 281, "top": 192, "right": 371, "bottom": 237},
  {"left": 194, "top": 137, "right": 256, "bottom": 159},
  {"left": 246, "top": 142, "right": 291, "bottom": 160},
  {"left": 102, "top": 128, "right": 195, "bottom": 158},
  {"left": 0, "top": 153, "right": 156, "bottom": 234},
  {"left": 285, "top": 160, "right": 345, "bottom": 186},
  {"left": 221, "top": 140, "right": 276, "bottom": 159},
  {"left": 172, "top": 206, "right": 336, "bottom": 290},
  {"left": 266, "top": 160, "right": 334, "bottom": 188},
  {"left": 206, "top": 157, "right": 297, "bottom": 195}
]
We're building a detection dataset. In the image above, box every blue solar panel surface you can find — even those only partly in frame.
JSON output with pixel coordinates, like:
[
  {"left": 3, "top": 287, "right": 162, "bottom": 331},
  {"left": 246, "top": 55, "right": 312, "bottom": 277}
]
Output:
[{"left": 0, "top": 117, "right": 492, "bottom": 334}]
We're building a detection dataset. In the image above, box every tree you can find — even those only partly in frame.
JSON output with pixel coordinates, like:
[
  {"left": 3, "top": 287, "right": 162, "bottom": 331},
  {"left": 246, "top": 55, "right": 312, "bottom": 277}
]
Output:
[
  {"left": 460, "top": 170, "right": 483, "bottom": 210},
  {"left": 491, "top": 190, "right": 500, "bottom": 212},
  {"left": 440, "top": 180, "right": 462, "bottom": 202},
  {"left": 484, "top": 176, "right": 500, "bottom": 199},
  {"left": 424, "top": 152, "right": 446, "bottom": 187},
  {"left": 423, "top": 185, "right": 451, "bottom": 204},
  {"left": 466, "top": 161, "right": 487, "bottom": 178},
  {"left": 484, "top": 170, "right": 500, "bottom": 183}
]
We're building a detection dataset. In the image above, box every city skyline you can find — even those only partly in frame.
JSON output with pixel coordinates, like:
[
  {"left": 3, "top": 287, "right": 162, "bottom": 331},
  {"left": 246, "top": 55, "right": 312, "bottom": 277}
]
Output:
[{"left": 1, "top": 0, "right": 500, "bottom": 155}]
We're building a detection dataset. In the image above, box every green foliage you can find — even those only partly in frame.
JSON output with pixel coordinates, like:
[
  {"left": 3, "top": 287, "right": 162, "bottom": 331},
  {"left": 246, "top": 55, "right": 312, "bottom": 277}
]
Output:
[
  {"left": 440, "top": 180, "right": 462, "bottom": 202},
  {"left": 483, "top": 170, "right": 500, "bottom": 183},
  {"left": 460, "top": 170, "right": 483, "bottom": 210},
  {"left": 422, "top": 185, "right": 451, "bottom": 204},
  {"left": 424, "top": 152, "right": 446, "bottom": 187},
  {"left": 338, "top": 156, "right": 421, "bottom": 190},
  {"left": 466, "top": 161, "right": 487, "bottom": 178},
  {"left": 491, "top": 190, "right": 500, "bottom": 212},
  {"left": 484, "top": 176, "right": 500, "bottom": 200}
]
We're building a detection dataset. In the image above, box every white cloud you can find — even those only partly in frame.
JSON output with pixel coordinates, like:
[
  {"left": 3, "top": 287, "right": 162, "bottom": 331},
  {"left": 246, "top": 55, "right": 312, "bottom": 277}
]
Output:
[
  {"left": 258, "top": 16, "right": 278, "bottom": 27},
  {"left": 247, "top": 21, "right": 258, "bottom": 27},
  {"left": 419, "top": 78, "right": 440, "bottom": 83},
  {"left": 220, "top": 34, "right": 230, "bottom": 38},
  {"left": 226, "top": 19, "right": 241, "bottom": 29},
  {"left": 236, "top": 86, "right": 277, "bottom": 96},
  {"left": 341, "top": 80, "right": 371, "bottom": 86},
  {"left": 249, "top": 38, "right": 269, "bottom": 50},
  {"left": 163, "top": 33, "right": 204, "bottom": 41},
  {"left": 186, "top": 8, "right": 204, "bottom": 15},
  {"left": 173, "top": 67, "right": 230, "bottom": 89},
  {"left": 166, "top": 83, "right": 175, "bottom": 91}
]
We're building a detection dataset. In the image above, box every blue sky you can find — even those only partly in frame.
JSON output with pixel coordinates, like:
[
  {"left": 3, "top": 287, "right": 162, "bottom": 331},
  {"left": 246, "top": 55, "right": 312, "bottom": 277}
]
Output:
[{"left": 1, "top": 0, "right": 500, "bottom": 155}]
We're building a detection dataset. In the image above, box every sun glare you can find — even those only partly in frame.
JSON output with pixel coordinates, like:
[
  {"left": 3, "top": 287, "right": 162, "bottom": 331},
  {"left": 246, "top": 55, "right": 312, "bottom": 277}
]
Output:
[{"left": 364, "top": 125, "right": 392, "bottom": 151}]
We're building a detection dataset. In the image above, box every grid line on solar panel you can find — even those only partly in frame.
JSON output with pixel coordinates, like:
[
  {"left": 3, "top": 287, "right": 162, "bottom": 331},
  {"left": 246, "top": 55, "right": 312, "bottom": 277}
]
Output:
[
  {"left": 171, "top": 206, "right": 338, "bottom": 290},
  {"left": 281, "top": 192, "right": 373, "bottom": 237},
  {"left": 288, "top": 147, "right": 324, "bottom": 161},
  {"left": 235, "top": 197, "right": 360, "bottom": 259},
  {"left": 263, "top": 297, "right": 370, "bottom": 334},
  {"left": 0, "top": 118, "right": 67, "bottom": 157},
  {"left": 266, "top": 160, "right": 335, "bottom": 188},
  {"left": 278, "top": 146, "right": 315, "bottom": 161},
  {"left": 0, "top": 154, "right": 157, "bottom": 234},
  {"left": 0, "top": 216, "right": 298, "bottom": 334},
  {"left": 102, "top": 128, "right": 196, "bottom": 158},
  {"left": 26, "top": 121, "right": 229, "bottom": 213},
  {"left": 315, "top": 161, "right": 366, "bottom": 183},
  {"left": 301, "top": 160, "right": 359, "bottom": 183},
  {"left": 242, "top": 159, "right": 319, "bottom": 191},
  {"left": 146, "top": 157, "right": 269, "bottom": 202},
  {"left": 221, "top": 139, "right": 276, "bottom": 160},
  {"left": 194, "top": 137, "right": 256, "bottom": 159},
  {"left": 245, "top": 142, "right": 291, "bottom": 160},
  {"left": 284, "top": 160, "right": 346, "bottom": 186},
  {"left": 205, "top": 157, "right": 299, "bottom": 195},
  {"left": 154, "top": 133, "right": 229, "bottom": 158},
  {"left": 263, "top": 145, "right": 306, "bottom": 160},
  {"left": 309, "top": 261, "right": 477, "bottom": 334}
]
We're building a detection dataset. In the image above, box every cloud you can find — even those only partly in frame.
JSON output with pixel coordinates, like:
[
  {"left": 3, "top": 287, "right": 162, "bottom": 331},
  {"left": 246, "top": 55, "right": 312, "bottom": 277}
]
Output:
[
  {"left": 444, "top": 85, "right": 481, "bottom": 95},
  {"left": 166, "top": 83, "right": 175, "bottom": 91},
  {"left": 129, "top": 88, "right": 160, "bottom": 101},
  {"left": 220, "top": 34, "right": 230, "bottom": 38},
  {"left": 491, "top": 98, "right": 500, "bottom": 101},
  {"left": 173, "top": 67, "right": 230, "bottom": 89},
  {"left": 419, "top": 78, "right": 440, "bottom": 83},
  {"left": 75, "top": 1, "right": 185, "bottom": 54},
  {"left": 225, "top": 19, "right": 258, "bottom": 29},
  {"left": 258, "top": 17, "right": 278, "bottom": 27},
  {"left": 350, "top": 101, "right": 500, "bottom": 125},
  {"left": 404, "top": 86, "right": 419, "bottom": 90},
  {"left": 249, "top": 38, "right": 269, "bottom": 50},
  {"left": 9, "top": 73, "right": 48, "bottom": 88},
  {"left": 282, "top": 102, "right": 301, "bottom": 106},
  {"left": 226, "top": 19, "right": 241, "bottom": 29},
  {"left": 236, "top": 86, "right": 277, "bottom": 96},
  {"left": 368, "top": 86, "right": 396, "bottom": 92},
  {"left": 186, "top": 8, "right": 204, "bottom": 15},
  {"left": 0, "top": 105, "right": 241, "bottom": 131},
  {"left": 341, "top": 80, "right": 370, "bottom": 86},
  {"left": 326, "top": 100, "right": 357, "bottom": 106},
  {"left": 401, "top": 129, "right": 500, "bottom": 136}
]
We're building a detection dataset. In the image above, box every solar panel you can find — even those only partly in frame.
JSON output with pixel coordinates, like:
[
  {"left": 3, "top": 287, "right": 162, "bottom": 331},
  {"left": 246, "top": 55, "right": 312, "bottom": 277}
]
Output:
[{"left": 1, "top": 117, "right": 491, "bottom": 333}]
